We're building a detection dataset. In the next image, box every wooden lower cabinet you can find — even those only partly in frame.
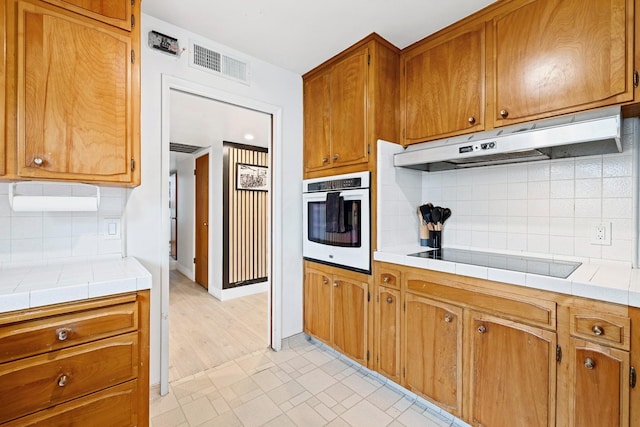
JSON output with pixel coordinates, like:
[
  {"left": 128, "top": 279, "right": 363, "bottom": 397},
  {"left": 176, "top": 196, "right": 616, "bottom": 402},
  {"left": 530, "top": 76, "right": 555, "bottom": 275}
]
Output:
[
  {"left": 403, "top": 292, "right": 462, "bottom": 417},
  {"left": 568, "top": 339, "right": 629, "bottom": 427},
  {"left": 0, "top": 291, "right": 149, "bottom": 426},
  {"left": 466, "top": 310, "right": 557, "bottom": 426},
  {"left": 375, "top": 286, "right": 400, "bottom": 382},
  {"left": 303, "top": 262, "right": 369, "bottom": 366}
]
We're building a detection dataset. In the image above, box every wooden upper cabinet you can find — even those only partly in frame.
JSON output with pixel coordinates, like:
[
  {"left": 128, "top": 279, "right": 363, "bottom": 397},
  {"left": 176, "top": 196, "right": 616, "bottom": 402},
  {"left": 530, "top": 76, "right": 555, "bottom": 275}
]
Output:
[
  {"left": 466, "top": 311, "right": 556, "bottom": 427},
  {"left": 568, "top": 339, "right": 629, "bottom": 427},
  {"left": 402, "top": 23, "right": 485, "bottom": 144},
  {"left": 0, "top": 0, "right": 6, "bottom": 176},
  {"left": 332, "top": 275, "right": 367, "bottom": 365},
  {"left": 404, "top": 293, "right": 462, "bottom": 417},
  {"left": 303, "top": 47, "right": 368, "bottom": 173},
  {"left": 489, "top": 0, "right": 633, "bottom": 126},
  {"left": 15, "top": 1, "right": 136, "bottom": 184},
  {"left": 303, "top": 267, "right": 332, "bottom": 344},
  {"left": 329, "top": 48, "right": 368, "bottom": 167},
  {"left": 40, "top": 0, "right": 133, "bottom": 30}
]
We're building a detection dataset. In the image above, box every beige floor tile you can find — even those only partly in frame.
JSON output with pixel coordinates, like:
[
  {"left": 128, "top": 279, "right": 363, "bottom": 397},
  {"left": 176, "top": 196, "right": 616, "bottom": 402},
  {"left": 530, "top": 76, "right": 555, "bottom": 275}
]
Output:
[
  {"left": 279, "top": 401, "right": 294, "bottom": 412},
  {"left": 397, "top": 406, "right": 451, "bottom": 427},
  {"left": 304, "top": 348, "right": 335, "bottom": 366},
  {"left": 287, "top": 354, "right": 313, "bottom": 371},
  {"left": 289, "top": 390, "right": 313, "bottom": 407},
  {"left": 218, "top": 385, "right": 239, "bottom": 403},
  {"left": 341, "top": 400, "right": 394, "bottom": 427},
  {"left": 199, "top": 410, "right": 244, "bottom": 427},
  {"left": 320, "top": 358, "right": 352, "bottom": 376},
  {"left": 286, "top": 402, "right": 329, "bottom": 427},
  {"left": 236, "top": 351, "right": 275, "bottom": 374},
  {"left": 172, "top": 375, "right": 216, "bottom": 401},
  {"left": 306, "top": 396, "right": 321, "bottom": 408},
  {"left": 209, "top": 395, "right": 231, "bottom": 415},
  {"left": 366, "top": 385, "right": 404, "bottom": 411},
  {"left": 314, "top": 402, "right": 338, "bottom": 422},
  {"left": 251, "top": 368, "right": 285, "bottom": 392},
  {"left": 332, "top": 404, "right": 347, "bottom": 416},
  {"left": 267, "top": 380, "right": 306, "bottom": 405},
  {"left": 324, "top": 382, "right": 356, "bottom": 403},
  {"left": 208, "top": 362, "right": 248, "bottom": 389},
  {"left": 262, "top": 413, "right": 298, "bottom": 427},
  {"left": 273, "top": 368, "right": 293, "bottom": 384},
  {"left": 230, "top": 377, "right": 261, "bottom": 397},
  {"left": 150, "top": 407, "right": 186, "bottom": 427},
  {"left": 341, "top": 372, "right": 382, "bottom": 397},
  {"left": 341, "top": 393, "right": 363, "bottom": 409},
  {"left": 233, "top": 394, "right": 282, "bottom": 427},
  {"left": 181, "top": 396, "right": 217, "bottom": 426},
  {"left": 149, "top": 386, "right": 180, "bottom": 418},
  {"left": 316, "top": 391, "right": 338, "bottom": 408},
  {"left": 325, "top": 418, "right": 352, "bottom": 427},
  {"left": 296, "top": 368, "right": 338, "bottom": 395}
]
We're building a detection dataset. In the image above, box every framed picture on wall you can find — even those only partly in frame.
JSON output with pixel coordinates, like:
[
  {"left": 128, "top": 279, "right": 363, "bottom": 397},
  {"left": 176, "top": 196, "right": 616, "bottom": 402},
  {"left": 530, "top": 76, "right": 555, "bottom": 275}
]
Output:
[{"left": 236, "top": 163, "right": 269, "bottom": 191}]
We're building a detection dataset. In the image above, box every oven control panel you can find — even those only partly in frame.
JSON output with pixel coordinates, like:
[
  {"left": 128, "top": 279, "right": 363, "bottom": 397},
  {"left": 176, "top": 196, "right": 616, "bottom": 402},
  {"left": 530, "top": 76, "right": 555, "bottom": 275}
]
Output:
[{"left": 459, "top": 141, "right": 496, "bottom": 154}]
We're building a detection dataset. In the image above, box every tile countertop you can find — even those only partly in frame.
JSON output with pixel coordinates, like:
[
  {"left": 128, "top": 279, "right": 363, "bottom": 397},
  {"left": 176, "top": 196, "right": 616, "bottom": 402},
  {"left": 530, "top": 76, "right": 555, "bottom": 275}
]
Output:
[
  {"left": 374, "top": 245, "right": 640, "bottom": 309},
  {"left": 0, "top": 256, "right": 152, "bottom": 314}
]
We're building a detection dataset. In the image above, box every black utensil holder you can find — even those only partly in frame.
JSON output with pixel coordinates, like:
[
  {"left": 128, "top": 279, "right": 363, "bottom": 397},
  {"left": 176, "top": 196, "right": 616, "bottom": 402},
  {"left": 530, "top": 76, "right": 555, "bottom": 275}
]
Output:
[{"left": 429, "top": 230, "right": 441, "bottom": 249}]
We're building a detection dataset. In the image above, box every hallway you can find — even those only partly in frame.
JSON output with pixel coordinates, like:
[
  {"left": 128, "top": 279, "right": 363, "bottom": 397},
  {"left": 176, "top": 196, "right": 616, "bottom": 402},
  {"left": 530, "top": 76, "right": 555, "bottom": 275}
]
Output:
[{"left": 168, "top": 270, "right": 268, "bottom": 382}]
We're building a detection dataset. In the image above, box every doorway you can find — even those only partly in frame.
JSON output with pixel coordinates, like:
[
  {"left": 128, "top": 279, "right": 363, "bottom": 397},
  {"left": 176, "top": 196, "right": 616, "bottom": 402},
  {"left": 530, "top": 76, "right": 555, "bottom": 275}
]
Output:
[
  {"left": 194, "top": 152, "right": 209, "bottom": 289},
  {"left": 160, "top": 75, "right": 283, "bottom": 396}
]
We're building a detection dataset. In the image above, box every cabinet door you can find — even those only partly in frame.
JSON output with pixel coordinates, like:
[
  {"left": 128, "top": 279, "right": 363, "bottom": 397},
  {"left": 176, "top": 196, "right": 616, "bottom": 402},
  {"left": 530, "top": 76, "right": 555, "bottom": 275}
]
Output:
[
  {"left": 16, "top": 1, "right": 134, "bottom": 183},
  {"left": 332, "top": 275, "right": 367, "bottom": 365},
  {"left": 40, "top": 0, "right": 132, "bottom": 30},
  {"left": 569, "top": 338, "right": 629, "bottom": 427},
  {"left": 0, "top": 0, "right": 5, "bottom": 176},
  {"left": 303, "top": 72, "right": 331, "bottom": 172},
  {"left": 466, "top": 311, "right": 556, "bottom": 427},
  {"left": 403, "top": 24, "right": 484, "bottom": 143},
  {"left": 303, "top": 267, "right": 332, "bottom": 344},
  {"left": 376, "top": 286, "right": 400, "bottom": 382},
  {"left": 491, "top": 0, "right": 632, "bottom": 126},
  {"left": 329, "top": 48, "right": 368, "bottom": 167},
  {"left": 404, "top": 293, "right": 462, "bottom": 416}
]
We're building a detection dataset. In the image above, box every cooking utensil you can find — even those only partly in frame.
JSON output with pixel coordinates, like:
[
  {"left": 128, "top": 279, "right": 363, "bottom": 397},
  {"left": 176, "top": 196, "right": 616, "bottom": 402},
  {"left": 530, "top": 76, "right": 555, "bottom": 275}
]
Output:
[
  {"left": 430, "top": 206, "right": 442, "bottom": 230},
  {"left": 419, "top": 204, "right": 432, "bottom": 230},
  {"left": 442, "top": 208, "right": 451, "bottom": 224}
]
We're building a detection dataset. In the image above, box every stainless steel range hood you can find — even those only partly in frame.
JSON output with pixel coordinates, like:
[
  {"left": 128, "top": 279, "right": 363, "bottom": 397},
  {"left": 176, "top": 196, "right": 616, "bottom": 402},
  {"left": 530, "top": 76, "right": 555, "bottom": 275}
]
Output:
[{"left": 394, "top": 106, "right": 622, "bottom": 172}]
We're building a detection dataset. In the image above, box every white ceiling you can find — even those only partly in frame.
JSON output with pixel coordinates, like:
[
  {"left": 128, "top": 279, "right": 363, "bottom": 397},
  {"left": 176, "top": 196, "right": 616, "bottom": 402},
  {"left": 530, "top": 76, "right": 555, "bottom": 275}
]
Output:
[
  {"left": 154, "top": 1, "right": 496, "bottom": 159},
  {"left": 142, "top": 0, "right": 496, "bottom": 75}
]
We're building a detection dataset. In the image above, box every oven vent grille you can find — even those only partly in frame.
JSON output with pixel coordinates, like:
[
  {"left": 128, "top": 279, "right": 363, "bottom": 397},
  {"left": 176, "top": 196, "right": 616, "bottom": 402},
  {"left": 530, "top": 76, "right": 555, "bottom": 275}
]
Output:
[{"left": 189, "top": 41, "right": 249, "bottom": 84}]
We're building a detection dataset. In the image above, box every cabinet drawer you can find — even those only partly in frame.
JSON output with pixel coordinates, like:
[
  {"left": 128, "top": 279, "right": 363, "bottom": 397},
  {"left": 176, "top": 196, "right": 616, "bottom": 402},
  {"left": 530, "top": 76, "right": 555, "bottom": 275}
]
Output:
[
  {"left": 0, "top": 301, "right": 138, "bottom": 363},
  {"left": 570, "top": 308, "right": 630, "bottom": 350},
  {"left": 0, "top": 333, "right": 138, "bottom": 424},
  {"left": 377, "top": 268, "right": 401, "bottom": 289},
  {"left": 2, "top": 380, "right": 138, "bottom": 427}
]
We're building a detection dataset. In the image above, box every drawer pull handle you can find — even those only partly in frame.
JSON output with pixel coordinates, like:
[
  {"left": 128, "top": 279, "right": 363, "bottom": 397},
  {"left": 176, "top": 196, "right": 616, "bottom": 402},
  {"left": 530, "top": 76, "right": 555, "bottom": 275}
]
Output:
[
  {"left": 444, "top": 314, "right": 453, "bottom": 323},
  {"left": 333, "top": 282, "right": 338, "bottom": 287},
  {"left": 33, "top": 157, "right": 44, "bottom": 166},
  {"left": 383, "top": 276, "right": 390, "bottom": 283},
  {"left": 322, "top": 279, "right": 328, "bottom": 285},
  {"left": 592, "top": 325, "right": 604, "bottom": 336},
  {"left": 584, "top": 358, "right": 596, "bottom": 370},
  {"left": 57, "top": 328, "right": 71, "bottom": 341},
  {"left": 386, "top": 297, "right": 393, "bottom": 304},
  {"left": 58, "top": 375, "right": 69, "bottom": 387},
  {"left": 477, "top": 325, "right": 487, "bottom": 334}
]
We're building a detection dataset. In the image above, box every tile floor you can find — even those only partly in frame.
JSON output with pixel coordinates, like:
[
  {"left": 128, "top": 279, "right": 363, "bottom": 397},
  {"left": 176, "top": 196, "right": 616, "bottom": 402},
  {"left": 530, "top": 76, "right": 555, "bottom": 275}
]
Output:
[{"left": 150, "top": 334, "right": 469, "bottom": 427}]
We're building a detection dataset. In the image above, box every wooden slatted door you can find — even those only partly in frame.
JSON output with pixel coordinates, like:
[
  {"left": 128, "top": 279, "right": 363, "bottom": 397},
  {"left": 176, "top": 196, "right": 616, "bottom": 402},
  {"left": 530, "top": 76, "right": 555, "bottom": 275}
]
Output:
[{"left": 195, "top": 153, "right": 209, "bottom": 289}]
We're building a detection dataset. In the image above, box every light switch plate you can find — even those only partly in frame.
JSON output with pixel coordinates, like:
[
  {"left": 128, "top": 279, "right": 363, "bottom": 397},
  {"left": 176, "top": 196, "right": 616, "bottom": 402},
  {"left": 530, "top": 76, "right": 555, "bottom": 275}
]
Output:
[{"left": 103, "top": 218, "right": 121, "bottom": 240}]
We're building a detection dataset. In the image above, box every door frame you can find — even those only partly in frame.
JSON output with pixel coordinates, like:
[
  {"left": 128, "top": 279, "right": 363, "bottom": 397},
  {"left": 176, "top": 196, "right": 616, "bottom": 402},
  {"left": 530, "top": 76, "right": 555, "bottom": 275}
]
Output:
[{"left": 160, "top": 75, "right": 283, "bottom": 395}]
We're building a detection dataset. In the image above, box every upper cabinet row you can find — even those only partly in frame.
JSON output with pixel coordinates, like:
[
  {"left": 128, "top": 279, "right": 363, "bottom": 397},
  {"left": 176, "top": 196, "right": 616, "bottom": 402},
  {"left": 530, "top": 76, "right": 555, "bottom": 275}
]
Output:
[
  {"left": 402, "top": 0, "right": 636, "bottom": 144},
  {"left": 303, "top": 0, "right": 640, "bottom": 171},
  {"left": 303, "top": 34, "right": 399, "bottom": 178},
  {"left": 1, "top": 0, "right": 140, "bottom": 186}
]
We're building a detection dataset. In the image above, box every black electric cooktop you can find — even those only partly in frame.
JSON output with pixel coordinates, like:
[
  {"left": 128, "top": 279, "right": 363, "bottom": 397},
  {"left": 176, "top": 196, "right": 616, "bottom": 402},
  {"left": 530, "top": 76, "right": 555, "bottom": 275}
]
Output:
[{"left": 409, "top": 248, "right": 582, "bottom": 279}]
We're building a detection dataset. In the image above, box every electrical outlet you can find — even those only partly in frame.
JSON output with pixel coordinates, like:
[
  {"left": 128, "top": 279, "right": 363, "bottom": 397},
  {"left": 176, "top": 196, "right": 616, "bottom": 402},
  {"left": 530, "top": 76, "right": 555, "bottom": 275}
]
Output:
[{"left": 592, "top": 222, "right": 611, "bottom": 245}]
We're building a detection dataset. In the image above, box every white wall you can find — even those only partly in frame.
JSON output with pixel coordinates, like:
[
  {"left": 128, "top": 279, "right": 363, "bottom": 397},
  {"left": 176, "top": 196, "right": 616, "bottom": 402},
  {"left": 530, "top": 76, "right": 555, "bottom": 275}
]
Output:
[
  {"left": 175, "top": 154, "right": 195, "bottom": 279},
  {"left": 129, "top": 14, "right": 304, "bottom": 386},
  {"left": 378, "top": 119, "right": 639, "bottom": 266},
  {"left": 0, "top": 182, "right": 126, "bottom": 265}
]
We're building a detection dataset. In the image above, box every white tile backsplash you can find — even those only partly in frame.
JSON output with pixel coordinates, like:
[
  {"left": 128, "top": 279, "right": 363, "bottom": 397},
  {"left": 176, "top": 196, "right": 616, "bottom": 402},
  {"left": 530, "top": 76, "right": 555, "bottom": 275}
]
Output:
[
  {"left": 0, "top": 184, "right": 126, "bottom": 266},
  {"left": 378, "top": 118, "right": 639, "bottom": 264}
]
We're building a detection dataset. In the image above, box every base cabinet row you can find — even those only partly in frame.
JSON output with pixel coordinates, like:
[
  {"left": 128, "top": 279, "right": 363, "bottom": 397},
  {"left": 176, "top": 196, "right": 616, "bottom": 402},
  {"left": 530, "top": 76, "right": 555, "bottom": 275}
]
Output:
[{"left": 371, "top": 263, "right": 636, "bottom": 427}]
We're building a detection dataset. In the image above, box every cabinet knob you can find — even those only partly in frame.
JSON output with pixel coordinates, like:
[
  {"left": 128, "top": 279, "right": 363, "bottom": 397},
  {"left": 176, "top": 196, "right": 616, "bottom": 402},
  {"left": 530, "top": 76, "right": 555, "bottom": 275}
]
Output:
[
  {"left": 477, "top": 325, "right": 487, "bottom": 334},
  {"left": 382, "top": 276, "right": 390, "bottom": 283},
  {"left": 333, "top": 282, "right": 338, "bottom": 287},
  {"left": 322, "top": 157, "right": 329, "bottom": 164},
  {"left": 499, "top": 109, "right": 509, "bottom": 118},
  {"left": 584, "top": 358, "right": 596, "bottom": 370},
  {"left": 468, "top": 116, "right": 476, "bottom": 124},
  {"left": 333, "top": 154, "right": 339, "bottom": 161},
  {"left": 33, "top": 157, "right": 44, "bottom": 166},
  {"left": 386, "top": 297, "right": 393, "bottom": 304},
  {"left": 56, "top": 328, "right": 70, "bottom": 341},
  {"left": 592, "top": 325, "right": 604, "bottom": 336},
  {"left": 57, "top": 375, "right": 69, "bottom": 387},
  {"left": 322, "top": 279, "right": 328, "bottom": 285},
  {"left": 444, "top": 314, "right": 453, "bottom": 323},
  {"left": 204, "top": 222, "right": 208, "bottom": 226}
]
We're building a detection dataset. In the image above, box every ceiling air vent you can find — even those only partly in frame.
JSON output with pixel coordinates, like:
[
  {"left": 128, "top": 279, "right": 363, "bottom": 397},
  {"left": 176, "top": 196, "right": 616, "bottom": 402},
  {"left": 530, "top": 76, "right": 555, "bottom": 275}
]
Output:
[
  {"left": 170, "top": 143, "right": 200, "bottom": 153},
  {"left": 189, "top": 41, "right": 250, "bottom": 84}
]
